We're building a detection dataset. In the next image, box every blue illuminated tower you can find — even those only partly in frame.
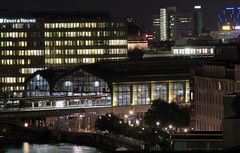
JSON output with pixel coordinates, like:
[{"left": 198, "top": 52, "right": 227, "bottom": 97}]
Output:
[{"left": 218, "top": 7, "right": 240, "bottom": 29}]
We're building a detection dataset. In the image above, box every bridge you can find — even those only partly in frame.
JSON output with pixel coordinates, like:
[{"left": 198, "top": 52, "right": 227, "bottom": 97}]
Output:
[
  {"left": 0, "top": 94, "right": 150, "bottom": 133},
  {"left": 0, "top": 94, "right": 111, "bottom": 118}
]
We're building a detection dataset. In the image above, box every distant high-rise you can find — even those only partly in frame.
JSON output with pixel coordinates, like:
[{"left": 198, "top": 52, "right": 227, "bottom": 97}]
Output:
[
  {"left": 170, "top": 6, "right": 202, "bottom": 40},
  {"left": 157, "top": 6, "right": 202, "bottom": 41},
  {"left": 193, "top": 6, "right": 203, "bottom": 37},
  {"left": 218, "top": 7, "right": 240, "bottom": 30},
  {"left": 152, "top": 15, "right": 160, "bottom": 40},
  {"left": 159, "top": 7, "right": 176, "bottom": 41}
]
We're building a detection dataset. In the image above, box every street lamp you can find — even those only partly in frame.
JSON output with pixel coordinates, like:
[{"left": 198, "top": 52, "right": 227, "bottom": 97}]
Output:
[
  {"left": 168, "top": 124, "right": 173, "bottom": 130},
  {"left": 184, "top": 128, "right": 188, "bottom": 133},
  {"left": 156, "top": 121, "right": 160, "bottom": 126},
  {"left": 129, "top": 110, "right": 134, "bottom": 115},
  {"left": 24, "top": 122, "right": 28, "bottom": 128}
]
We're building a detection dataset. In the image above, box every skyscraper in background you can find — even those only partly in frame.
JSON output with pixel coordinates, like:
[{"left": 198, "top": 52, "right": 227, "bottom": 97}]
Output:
[
  {"left": 153, "top": 6, "right": 202, "bottom": 41},
  {"left": 159, "top": 7, "right": 176, "bottom": 41},
  {"left": 218, "top": 7, "right": 240, "bottom": 30},
  {"left": 152, "top": 15, "right": 160, "bottom": 40},
  {"left": 170, "top": 6, "right": 202, "bottom": 40}
]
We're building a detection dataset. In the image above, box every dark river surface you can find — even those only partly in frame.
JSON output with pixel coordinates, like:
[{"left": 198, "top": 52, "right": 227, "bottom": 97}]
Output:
[{"left": 0, "top": 142, "right": 104, "bottom": 153}]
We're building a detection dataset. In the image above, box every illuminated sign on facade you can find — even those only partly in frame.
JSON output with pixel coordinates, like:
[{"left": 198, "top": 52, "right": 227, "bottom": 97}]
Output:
[
  {"left": 234, "top": 26, "right": 240, "bottom": 30},
  {"left": 0, "top": 18, "right": 36, "bottom": 24},
  {"left": 222, "top": 25, "right": 231, "bottom": 31}
]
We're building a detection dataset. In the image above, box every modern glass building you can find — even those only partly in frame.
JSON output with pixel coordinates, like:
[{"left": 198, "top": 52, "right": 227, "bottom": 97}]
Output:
[
  {"left": 24, "top": 59, "right": 198, "bottom": 108},
  {"left": 0, "top": 10, "right": 128, "bottom": 97}
]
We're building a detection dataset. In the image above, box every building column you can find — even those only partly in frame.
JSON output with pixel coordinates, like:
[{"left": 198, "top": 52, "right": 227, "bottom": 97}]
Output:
[
  {"left": 185, "top": 81, "right": 190, "bottom": 103},
  {"left": 131, "top": 84, "right": 136, "bottom": 105},
  {"left": 168, "top": 81, "right": 173, "bottom": 103},
  {"left": 112, "top": 84, "right": 117, "bottom": 107}
]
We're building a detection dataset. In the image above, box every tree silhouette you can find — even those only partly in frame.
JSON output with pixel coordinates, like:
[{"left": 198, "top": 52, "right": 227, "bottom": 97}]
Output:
[{"left": 144, "top": 99, "right": 190, "bottom": 128}]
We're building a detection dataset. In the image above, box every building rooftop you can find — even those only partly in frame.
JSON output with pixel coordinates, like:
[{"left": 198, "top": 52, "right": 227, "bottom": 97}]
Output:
[{"left": 27, "top": 57, "right": 210, "bottom": 85}]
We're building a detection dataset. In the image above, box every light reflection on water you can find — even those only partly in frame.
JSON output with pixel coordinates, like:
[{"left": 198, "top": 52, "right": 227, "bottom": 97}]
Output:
[{"left": 2, "top": 142, "right": 103, "bottom": 153}]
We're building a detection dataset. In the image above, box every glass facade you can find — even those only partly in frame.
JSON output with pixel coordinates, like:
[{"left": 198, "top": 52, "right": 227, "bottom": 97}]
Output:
[
  {"left": 113, "top": 84, "right": 131, "bottom": 106},
  {"left": 113, "top": 80, "right": 190, "bottom": 106},
  {"left": 133, "top": 84, "right": 150, "bottom": 105},
  {"left": 25, "top": 68, "right": 111, "bottom": 107},
  {"left": 54, "top": 69, "right": 110, "bottom": 95},
  {"left": 152, "top": 83, "right": 168, "bottom": 102},
  {"left": 26, "top": 74, "right": 50, "bottom": 97},
  {"left": 170, "top": 82, "right": 185, "bottom": 102}
]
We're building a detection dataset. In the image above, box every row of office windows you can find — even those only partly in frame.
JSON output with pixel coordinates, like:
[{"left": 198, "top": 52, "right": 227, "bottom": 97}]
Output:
[
  {"left": 45, "top": 39, "right": 127, "bottom": 47},
  {"left": 172, "top": 47, "right": 214, "bottom": 55},
  {"left": 109, "top": 49, "right": 127, "bottom": 54},
  {"left": 45, "top": 31, "right": 126, "bottom": 38},
  {"left": 1, "top": 50, "right": 44, "bottom": 56},
  {"left": 45, "top": 22, "right": 98, "bottom": 29},
  {"left": 44, "top": 31, "right": 126, "bottom": 37},
  {"left": 0, "top": 24, "right": 32, "bottom": 29},
  {"left": 0, "top": 41, "right": 27, "bottom": 47},
  {"left": 43, "top": 48, "right": 127, "bottom": 56},
  {"left": 44, "top": 22, "right": 125, "bottom": 29},
  {"left": 45, "top": 56, "right": 126, "bottom": 65},
  {"left": 20, "top": 68, "right": 45, "bottom": 74},
  {"left": 0, "top": 32, "right": 27, "bottom": 38},
  {"left": 1, "top": 59, "right": 31, "bottom": 65},
  {"left": 0, "top": 77, "right": 25, "bottom": 83},
  {"left": 45, "top": 40, "right": 101, "bottom": 46},
  {"left": 45, "top": 49, "right": 106, "bottom": 55},
  {"left": 1, "top": 86, "right": 25, "bottom": 91},
  {"left": 45, "top": 58, "right": 96, "bottom": 64},
  {"left": 109, "top": 40, "right": 127, "bottom": 46}
]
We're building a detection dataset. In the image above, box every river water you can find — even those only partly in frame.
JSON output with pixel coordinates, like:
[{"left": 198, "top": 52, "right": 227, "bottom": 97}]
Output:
[{"left": 0, "top": 142, "right": 103, "bottom": 153}]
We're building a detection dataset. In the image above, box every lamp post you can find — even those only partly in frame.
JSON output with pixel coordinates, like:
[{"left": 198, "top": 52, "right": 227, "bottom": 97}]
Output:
[{"left": 168, "top": 124, "right": 174, "bottom": 151}]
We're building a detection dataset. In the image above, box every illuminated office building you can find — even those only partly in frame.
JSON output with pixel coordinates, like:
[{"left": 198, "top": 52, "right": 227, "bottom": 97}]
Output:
[
  {"left": 158, "top": 6, "right": 202, "bottom": 41},
  {"left": 0, "top": 16, "right": 45, "bottom": 97},
  {"left": 170, "top": 6, "right": 202, "bottom": 40},
  {"left": 0, "top": 10, "right": 128, "bottom": 97},
  {"left": 171, "top": 45, "right": 214, "bottom": 57},
  {"left": 152, "top": 15, "right": 160, "bottom": 40},
  {"left": 218, "top": 7, "right": 240, "bottom": 29},
  {"left": 160, "top": 7, "right": 176, "bottom": 41}
]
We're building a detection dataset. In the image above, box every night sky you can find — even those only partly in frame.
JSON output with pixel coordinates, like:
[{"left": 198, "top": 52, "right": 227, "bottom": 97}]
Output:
[{"left": 1, "top": 0, "right": 239, "bottom": 31}]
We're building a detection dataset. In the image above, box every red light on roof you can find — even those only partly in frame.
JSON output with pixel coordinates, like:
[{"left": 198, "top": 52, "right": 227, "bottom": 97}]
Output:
[{"left": 145, "top": 34, "right": 154, "bottom": 38}]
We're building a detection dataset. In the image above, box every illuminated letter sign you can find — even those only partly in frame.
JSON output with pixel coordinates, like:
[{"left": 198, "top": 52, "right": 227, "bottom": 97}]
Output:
[{"left": 0, "top": 18, "right": 36, "bottom": 24}]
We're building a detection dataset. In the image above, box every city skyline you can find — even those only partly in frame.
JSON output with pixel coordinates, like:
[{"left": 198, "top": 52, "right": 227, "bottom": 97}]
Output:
[{"left": 0, "top": 0, "right": 239, "bottom": 31}]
